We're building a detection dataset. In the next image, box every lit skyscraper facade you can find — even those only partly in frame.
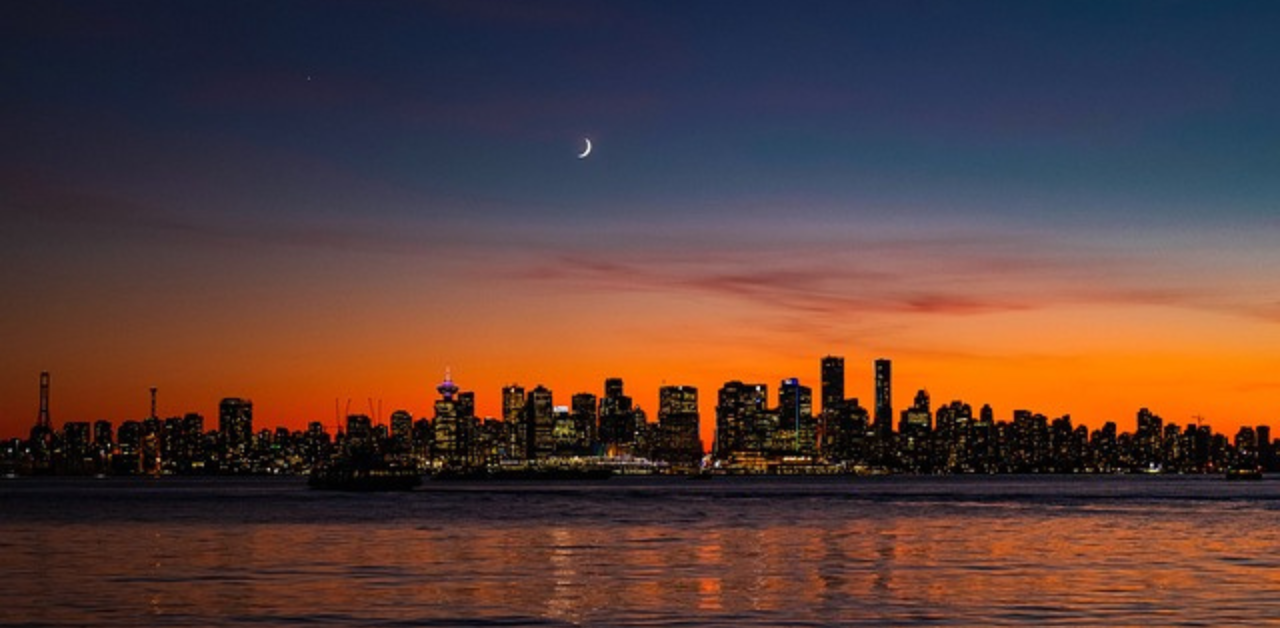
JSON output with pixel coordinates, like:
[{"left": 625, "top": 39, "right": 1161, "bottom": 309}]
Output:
[
  {"left": 390, "top": 410, "right": 413, "bottom": 450},
  {"left": 715, "top": 380, "right": 767, "bottom": 456},
  {"left": 820, "top": 356, "right": 844, "bottom": 416},
  {"left": 218, "top": 397, "right": 253, "bottom": 452},
  {"left": 779, "top": 378, "right": 815, "bottom": 454},
  {"left": 346, "top": 414, "right": 373, "bottom": 442},
  {"left": 658, "top": 385, "right": 701, "bottom": 465},
  {"left": 874, "top": 359, "right": 892, "bottom": 437},
  {"left": 527, "top": 385, "right": 555, "bottom": 459},
  {"left": 599, "top": 378, "right": 635, "bottom": 455},
  {"left": 503, "top": 384, "right": 527, "bottom": 459},
  {"left": 434, "top": 372, "right": 475, "bottom": 465},
  {"left": 571, "top": 392, "right": 598, "bottom": 453}
]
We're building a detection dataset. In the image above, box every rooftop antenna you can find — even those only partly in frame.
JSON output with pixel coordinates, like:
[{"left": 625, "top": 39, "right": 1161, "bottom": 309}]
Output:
[
  {"left": 149, "top": 387, "right": 158, "bottom": 421},
  {"left": 36, "top": 371, "right": 51, "bottom": 431}
]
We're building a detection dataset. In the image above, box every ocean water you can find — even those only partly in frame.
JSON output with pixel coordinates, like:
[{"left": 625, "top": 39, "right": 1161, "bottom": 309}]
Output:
[{"left": 3, "top": 475, "right": 1280, "bottom": 626}]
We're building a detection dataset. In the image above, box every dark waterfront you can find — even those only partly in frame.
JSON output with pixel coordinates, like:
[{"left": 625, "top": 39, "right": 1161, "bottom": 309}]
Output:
[{"left": 4, "top": 476, "right": 1280, "bottom": 626}]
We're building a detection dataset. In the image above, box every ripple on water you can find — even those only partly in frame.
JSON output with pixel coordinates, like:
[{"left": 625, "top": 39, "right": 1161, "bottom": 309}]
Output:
[{"left": 6, "top": 476, "right": 1280, "bottom": 626}]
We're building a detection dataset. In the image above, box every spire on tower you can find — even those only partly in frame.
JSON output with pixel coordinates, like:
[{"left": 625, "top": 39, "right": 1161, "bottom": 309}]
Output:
[
  {"left": 437, "top": 367, "right": 459, "bottom": 400},
  {"left": 37, "top": 371, "right": 50, "bottom": 430}
]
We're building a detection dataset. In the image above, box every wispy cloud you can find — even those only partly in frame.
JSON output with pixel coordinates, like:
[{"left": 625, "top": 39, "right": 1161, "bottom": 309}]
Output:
[
  {"left": 515, "top": 229, "right": 1255, "bottom": 335},
  {"left": 0, "top": 173, "right": 461, "bottom": 257}
]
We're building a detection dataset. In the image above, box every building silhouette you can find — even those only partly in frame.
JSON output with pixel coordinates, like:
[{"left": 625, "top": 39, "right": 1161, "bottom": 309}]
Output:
[
  {"left": 570, "top": 392, "right": 598, "bottom": 455},
  {"left": 599, "top": 378, "right": 636, "bottom": 456},
  {"left": 6, "top": 356, "right": 1278, "bottom": 478},
  {"left": 218, "top": 398, "right": 253, "bottom": 456},
  {"left": 874, "top": 359, "right": 892, "bottom": 438},
  {"left": 820, "top": 356, "right": 844, "bottom": 416},
  {"left": 778, "top": 378, "right": 814, "bottom": 454},
  {"left": 714, "top": 380, "right": 767, "bottom": 458},
  {"left": 527, "top": 385, "right": 555, "bottom": 459},
  {"left": 658, "top": 385, "right": 701, "bottom": 467}
]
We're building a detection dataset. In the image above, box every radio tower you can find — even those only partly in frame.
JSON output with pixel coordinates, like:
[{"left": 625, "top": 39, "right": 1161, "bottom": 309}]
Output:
[
  {"left": 36, "top": 371, "right": 51, "bottom": 431},
  {"left": 30, "top": 371, "right": 54, "bottom": 471}
]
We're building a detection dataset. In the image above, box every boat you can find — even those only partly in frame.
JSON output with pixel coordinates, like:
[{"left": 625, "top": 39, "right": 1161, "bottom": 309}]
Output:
[
  {"left": 308, "top": 456, "right": 422, "bottom": 491},
  {"left": 432, "top": 464, "right": 613, "bottom": 481},
  {"left": 1226, "top": 465, "right": 1263, "bottom": 481},
  {"left": 489, "top": 466, "right": 613, "bottom": 481}
]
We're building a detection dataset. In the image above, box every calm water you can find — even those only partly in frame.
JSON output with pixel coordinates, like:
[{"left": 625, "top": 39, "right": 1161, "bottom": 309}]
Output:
[{"left": 3, "top": 475, "right": 1280, "bottom": 626}]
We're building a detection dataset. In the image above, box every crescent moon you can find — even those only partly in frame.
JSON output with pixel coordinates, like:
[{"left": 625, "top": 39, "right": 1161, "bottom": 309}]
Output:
[{"left": 577, "top": 137, "right": 592, "bottom": 159}]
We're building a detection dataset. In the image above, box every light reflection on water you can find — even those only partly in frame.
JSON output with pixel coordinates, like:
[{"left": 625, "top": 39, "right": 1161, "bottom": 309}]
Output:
[{"left": 3, "top": 476, "right": 1280, "bottom": 626}]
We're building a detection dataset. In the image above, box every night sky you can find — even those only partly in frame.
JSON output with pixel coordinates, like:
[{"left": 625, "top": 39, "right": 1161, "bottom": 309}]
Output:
[{"left": 4, "top": 1, "right": 1280, "bottom": 441}]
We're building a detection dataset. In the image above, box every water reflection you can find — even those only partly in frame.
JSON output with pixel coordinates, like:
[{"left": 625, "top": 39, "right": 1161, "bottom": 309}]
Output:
[{"left": 5, "top": 478, "right": 1280, "bottom": 626}]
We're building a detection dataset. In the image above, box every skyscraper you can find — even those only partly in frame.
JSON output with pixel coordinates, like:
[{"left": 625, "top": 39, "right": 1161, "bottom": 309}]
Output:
[
  {"left": 820, "top": 356, "right": 844, "bottom": 415},
  {"left": 779, "top": 378, "right": 814, "bottom": 453},
  {"left": 503, "top": 384, "right": 526, "bottom": 459},
  {"left": 899, "top": 389, "right": 931, "bottom": 434},
  {"left": 390, "top": 410, "right": 413, "bottom": 448},
  {"left": 599, "top": 378, "right": 635, "bottom": 455},
  {"left": 571, "top": 392, "right": 598, "bottom": 452},
  {"left": 874, "top": 359, "right": 892, "bottom": 437},
  {"left": 346, "top": 414, "right": 373, "bottom": 442},
  {"left": 218, "top": 397, "right": 253, "bottom": 453},
  {"left": 527, "top": 385, "right": 555, "bottom": 459},
  {"left": 658, "top": 385, "right": 701, "bottom": 465},
  {"left": 715, "top": 380, "right": 767, "bottom": 456},
  {"left": 434, "top": 372, "right": 474, "bottom": 465}
]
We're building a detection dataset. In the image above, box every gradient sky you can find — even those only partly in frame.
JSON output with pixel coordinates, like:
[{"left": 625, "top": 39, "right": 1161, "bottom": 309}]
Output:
[{"left": 4, "top": 1, "right": 1280, "bottom": 444}]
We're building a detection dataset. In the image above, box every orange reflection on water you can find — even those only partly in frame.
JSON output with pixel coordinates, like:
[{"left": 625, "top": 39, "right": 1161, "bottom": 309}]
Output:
[{"left": 10, "top": 483, "right": 1280, "bottom": 625}]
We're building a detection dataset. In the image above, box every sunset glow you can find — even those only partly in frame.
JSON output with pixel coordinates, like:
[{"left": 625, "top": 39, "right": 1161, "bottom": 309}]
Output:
[{"left": 4, "top": 1, "right": 1280, "bottom": 446}]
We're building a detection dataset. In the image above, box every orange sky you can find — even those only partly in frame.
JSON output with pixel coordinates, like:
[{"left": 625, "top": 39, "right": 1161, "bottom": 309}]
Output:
[
  {"left": 6, "top": 0, "right": 1280, "bottom": 451},
  {"left": 5, "top": 255, "right": 1280, "bottom": 446}
]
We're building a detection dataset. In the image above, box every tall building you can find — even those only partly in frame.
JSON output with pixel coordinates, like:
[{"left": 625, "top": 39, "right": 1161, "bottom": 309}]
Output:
[
  {"left": 604, "top": 377, "right": 624, "bottom": 399},
  {"left": 820, "top": 356, "right": 844, "bottom": 415},
  {"left": 390, "top": 410, "right": 414, "bottom": 445},
  {"left": 658, "top": 385, "right": 701, "bottom": 465},
  {"left": 1135, "top": 407, "right": 1163, "bottom": 468},
  {"left": 456, "top": 392, "right": 475, "bottom": 422},
  {"left": 552, "top": 401, "right": 592, "bottom": 456},
  {"left": 346, "top": 414, "right": 373, "bottom": 441},
  {"left": 899, "top": 389, "right": 931, "bottom": 434},
  {"left": 30, "top": 371, "right": 54, "bottom": 466},
  {"left": 93, "top": 420, "right": 113, "bottom": 448},
  {"left": 218, "top": 398, "right": 253, "bottom": 453},
  {"left": 874, "top": 359, "right": 892, "bottom": 437},
  {"left": 434, "top": 372, "right": 474, "bottom": 465},
  {"left": 779, "top": 378, "right": 814, "bottom": 453},
  {"left": 714, "top": 381, "right": 767, "bottom": 456},
  {"left": 526, "top": 386, "right": 555, "bottom": 459},
  {"left": 1258, "top": 425, "right": 1274, "bottom": 470},
  {"left": 599, "top": 378, "right": 636, "bottom": 455},
  {"left": 778, "top": 379, "right": 813, "bottom": 427},
  {"left": 571, "top": 392, "right": 598, "bottom": 452},
  {"left": 503, "top": 384, "right": 526, "bottom": 459},
  {"left": 62, "top": 422, "right": 91, "bottom": 455}
]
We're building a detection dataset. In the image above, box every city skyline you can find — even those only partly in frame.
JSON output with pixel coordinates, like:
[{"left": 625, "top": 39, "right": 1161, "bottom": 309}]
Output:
[
  {"left": 5, "top": 2, "right": 1280, "bottom": 442},
  {"left": 1, "top": 355, "right": 1265, "bottom": 453},
  {"left": 8, "top": 354, "right": 1271, "bottom": 479}
]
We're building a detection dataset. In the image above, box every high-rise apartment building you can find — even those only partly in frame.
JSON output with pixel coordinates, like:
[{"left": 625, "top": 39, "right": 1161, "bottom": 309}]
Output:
[
  {"left": 874, "top": 359, "right": 892, "bottom": 437},
  {"left": 820, "top": 356, "right": 844, "bottom": 415}
]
